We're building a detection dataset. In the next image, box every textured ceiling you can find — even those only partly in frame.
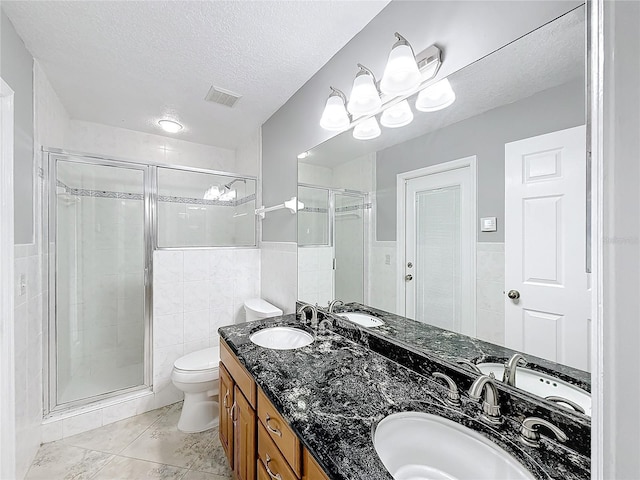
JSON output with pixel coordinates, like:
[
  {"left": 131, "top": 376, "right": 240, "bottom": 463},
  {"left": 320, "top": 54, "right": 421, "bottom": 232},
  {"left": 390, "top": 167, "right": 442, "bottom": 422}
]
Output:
[
  {"left": 2, "top": 0, "right": 390, "bottom": 149},
  {"left": 304, "top": 6, "right": 585, "bottom": 167}
]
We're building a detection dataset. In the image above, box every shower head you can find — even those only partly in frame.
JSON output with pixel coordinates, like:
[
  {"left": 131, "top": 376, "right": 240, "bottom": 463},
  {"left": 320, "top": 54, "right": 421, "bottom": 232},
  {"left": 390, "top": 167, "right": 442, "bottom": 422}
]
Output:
[{"left": 222, "top": 178, "right": 246, "bottom": 190}]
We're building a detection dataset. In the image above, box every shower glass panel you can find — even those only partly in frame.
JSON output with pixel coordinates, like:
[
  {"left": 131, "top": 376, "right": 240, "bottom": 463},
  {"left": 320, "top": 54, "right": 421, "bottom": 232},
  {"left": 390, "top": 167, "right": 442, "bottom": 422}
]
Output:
[
  {"left": 297, "top": 185, "right": 329, "bottom": 246},
  {"left": 156, "top": 168, "right": 256, "bottom": 247},
  {"left": 414, "top": 186, "right": 461, "bottom": 331},
  {"left": 54, "top": 159, "right": 147, "bottom": 406},
  {"left": 334, "top": 193, "right": 366, "bottom": 303}
]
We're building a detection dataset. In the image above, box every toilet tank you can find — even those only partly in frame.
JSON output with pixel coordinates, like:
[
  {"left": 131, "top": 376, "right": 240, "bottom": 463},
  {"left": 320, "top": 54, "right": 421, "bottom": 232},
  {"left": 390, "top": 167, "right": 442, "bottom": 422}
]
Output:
[{"left": 244, "top": 298, "right": 283, "bottom": 322}]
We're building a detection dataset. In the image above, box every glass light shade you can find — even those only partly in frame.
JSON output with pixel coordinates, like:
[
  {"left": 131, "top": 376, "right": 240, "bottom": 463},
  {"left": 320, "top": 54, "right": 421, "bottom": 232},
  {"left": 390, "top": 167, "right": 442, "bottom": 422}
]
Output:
[
  {"left": 320, "top": 95, "right": 350, "bottom": 131},
  {"left": 380, "top": 100, "right": 414, "bottom": 128},
  {"left": 203, "top": 185, "right": 221, "bottom": 200},
  {"left": 415, "top": 78, "right": 456, "bottom": 112},
  {"left": 347, "top": 74, "right": 382, "bottom": 116},
  {"left": 353, "top": 117, "right": 381, "bottom": 140},
  {"left": 158, "top": 119, "right": 183, "bottom": 133},
  {"left": 380, "top": 44, "right": 421, "bottom": 96},
  {"left": 219, "top": 189, "right": 237, "bottom": 202}
]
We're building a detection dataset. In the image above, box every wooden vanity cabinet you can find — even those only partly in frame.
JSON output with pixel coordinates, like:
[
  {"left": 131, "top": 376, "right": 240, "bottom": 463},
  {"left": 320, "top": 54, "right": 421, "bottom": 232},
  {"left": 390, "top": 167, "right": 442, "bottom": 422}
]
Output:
[
  {"left": 219, "top": 339, "right": 330, "bottom": 480},
  {"left": 220, "top": 340, "right": 257, "bottom": 480}
]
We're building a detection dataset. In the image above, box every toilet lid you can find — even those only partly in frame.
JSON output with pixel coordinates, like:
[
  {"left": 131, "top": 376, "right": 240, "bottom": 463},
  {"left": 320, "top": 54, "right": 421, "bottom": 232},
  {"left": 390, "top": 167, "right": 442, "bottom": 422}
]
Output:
[{"left": 174, "top": 346, "right": 220, "bottom": 372}]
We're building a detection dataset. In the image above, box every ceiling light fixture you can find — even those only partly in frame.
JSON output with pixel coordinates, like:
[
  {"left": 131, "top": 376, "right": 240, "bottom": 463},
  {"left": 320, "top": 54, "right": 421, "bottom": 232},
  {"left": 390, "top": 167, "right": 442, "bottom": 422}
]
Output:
[
  {"left": 319, "top": 87, "right": 351, "bottom": 131},
  {"left": 158, "top": 119, "right": 183, "bottom": 133},
  {"left": 347, "top": 64, "right": 382, "bottom": 116},
  {"left": 380, "top": 100, "right": 414, "bottom": 128},
  {"left": 415, "top": 78, "right": 456, "bottom": 112},
  {"left": 380, "top": 33, "right": 421, "bottom": 96},
  {"left": 353, "top": 116, "right": 381, "bottom": 140},
  {"left": 297, "top": 151, "right": 310, "bottom": 160}
]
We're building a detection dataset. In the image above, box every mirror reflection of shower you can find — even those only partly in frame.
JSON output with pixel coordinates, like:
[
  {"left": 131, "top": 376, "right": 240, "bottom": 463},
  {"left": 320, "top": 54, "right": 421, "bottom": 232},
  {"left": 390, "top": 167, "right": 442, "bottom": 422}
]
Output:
[
  {"left": 203, "top": 178, "right": 246, "bottom": 202},
  {"left": 297, "top": 184, "right": 369, "bottom": 306}
]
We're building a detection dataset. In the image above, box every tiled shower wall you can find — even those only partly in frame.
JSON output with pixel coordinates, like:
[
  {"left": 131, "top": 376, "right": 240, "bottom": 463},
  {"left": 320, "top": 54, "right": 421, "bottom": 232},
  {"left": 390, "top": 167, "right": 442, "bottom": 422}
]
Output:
[
  {"left": 297, "top": 246, "right": 333, "bottom": 306},
  {"left": 152, "top": 248, "right": 261, "bottom": 406}
]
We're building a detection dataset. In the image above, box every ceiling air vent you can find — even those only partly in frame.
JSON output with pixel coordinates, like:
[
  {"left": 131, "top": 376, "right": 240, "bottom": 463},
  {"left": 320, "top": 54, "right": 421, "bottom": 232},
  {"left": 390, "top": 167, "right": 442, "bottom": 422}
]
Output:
[{"left": 204, "top": 85, "right": 242, "bottom": 108}]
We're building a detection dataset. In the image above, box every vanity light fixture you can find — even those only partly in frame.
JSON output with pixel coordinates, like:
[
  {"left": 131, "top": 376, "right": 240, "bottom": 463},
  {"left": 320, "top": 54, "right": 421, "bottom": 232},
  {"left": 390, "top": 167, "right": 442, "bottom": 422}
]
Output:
[
  {"left": 353, "top": 116, "right": 382, "bottom": 140},
  {"left": 347, "top": 64, "right": 382, "bottom": 116},
  {"left": 319, "top": 87, "right": 351, "bottom": 131},
  {"left": 158, "top": 119, "right": 183, "bottom": 133},
  {"left": 297, "top": 151, "right": 310, "bottom": 160},
  {"left": 415, "top": 78, "right": 456, "bottom": 112},
  {"left": 380, "top": 33, "right": 421, "bottom": 96},
  {"left": 380, "top": 99, "right": 414, "bottom": 128}
]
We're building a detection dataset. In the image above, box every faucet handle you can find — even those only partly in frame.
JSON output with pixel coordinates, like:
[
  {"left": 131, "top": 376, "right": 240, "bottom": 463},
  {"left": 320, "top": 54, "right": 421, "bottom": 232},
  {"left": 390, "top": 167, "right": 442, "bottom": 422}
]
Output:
[
  {"left": 545, "top": 396, "right": 586, "bottom": 415},
  {"left": 520, "top": 417, "right": 568, "bottom": 447},
  {"left": 432, "top": 372, "right": 461, "bottom": 407},
  {"left": 457, "top": 358, "right": 482, "bottom": 373}
]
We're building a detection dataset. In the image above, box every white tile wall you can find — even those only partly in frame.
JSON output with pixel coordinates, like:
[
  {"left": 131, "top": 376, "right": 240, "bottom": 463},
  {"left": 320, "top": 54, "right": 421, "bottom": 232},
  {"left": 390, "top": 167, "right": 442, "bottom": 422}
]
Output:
[
  {"left": 297, "top": 246, "right": 333, "bottom": 306},
  {"left": 476, "top": 243, "right": 505, "bottom": 344},
  {"left": 260, "top": 242, "right": 297, "bottom": 314},
  {"left": 152, "top": 248, "right": 261, "bottom": 405}
]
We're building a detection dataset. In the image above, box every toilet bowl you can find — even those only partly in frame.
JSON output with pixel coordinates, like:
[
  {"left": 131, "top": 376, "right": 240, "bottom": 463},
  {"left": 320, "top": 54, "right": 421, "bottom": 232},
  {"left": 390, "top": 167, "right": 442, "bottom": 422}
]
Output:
[
  {"left": 244, "top": 298, "right": 283, "bottom": 322},
  {"left": 171, "top": 346, "right": 220, "bottom": 433}
]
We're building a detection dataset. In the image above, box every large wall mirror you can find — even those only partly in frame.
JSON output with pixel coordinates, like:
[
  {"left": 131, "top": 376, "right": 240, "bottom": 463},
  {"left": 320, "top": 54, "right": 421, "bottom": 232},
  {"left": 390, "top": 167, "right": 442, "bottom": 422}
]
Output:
[{"left": 297, "top": 6, "right": 590, "bottom": 410}]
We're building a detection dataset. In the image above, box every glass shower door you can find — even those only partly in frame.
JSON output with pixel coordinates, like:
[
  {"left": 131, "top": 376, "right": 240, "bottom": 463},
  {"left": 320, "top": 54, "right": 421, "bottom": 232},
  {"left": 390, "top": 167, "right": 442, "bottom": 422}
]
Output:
[
  {"left": 52, "top": 157, "right": 149, "bottom": 407},
  {"left": 334, "top": 193, "right": 366, "bottom": 304}
]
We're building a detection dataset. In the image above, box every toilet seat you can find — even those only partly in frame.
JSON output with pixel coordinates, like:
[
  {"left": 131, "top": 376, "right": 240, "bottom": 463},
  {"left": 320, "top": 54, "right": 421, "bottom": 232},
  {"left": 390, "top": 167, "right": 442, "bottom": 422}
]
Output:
[{"left": 174, "top": 346, "right": 219, "bottom": 372}]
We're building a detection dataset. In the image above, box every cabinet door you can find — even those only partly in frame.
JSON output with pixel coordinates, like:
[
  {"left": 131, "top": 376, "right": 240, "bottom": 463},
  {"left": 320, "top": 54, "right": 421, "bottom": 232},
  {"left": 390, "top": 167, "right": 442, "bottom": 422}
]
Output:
[
  {"left": 233, "top": 386, "right": 256, "bottom": 480},
  {"left": 219, "top": 363, "right": 234, "bottom": 466},
  {"left": 303, "top": 449, "right": 329, "bottom": 480}
]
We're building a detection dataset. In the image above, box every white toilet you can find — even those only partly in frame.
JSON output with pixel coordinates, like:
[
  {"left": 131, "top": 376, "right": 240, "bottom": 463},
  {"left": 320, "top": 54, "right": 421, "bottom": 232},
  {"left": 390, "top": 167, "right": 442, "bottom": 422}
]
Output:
[
  {"left": 171, "top": 346, "right": 220, "bottom": 433},
  {"left": 244, "top": 298, "right": 283, "bottom": 321},
  {"left": 171, "top": 298, "right": 282, "bottom": 432}
]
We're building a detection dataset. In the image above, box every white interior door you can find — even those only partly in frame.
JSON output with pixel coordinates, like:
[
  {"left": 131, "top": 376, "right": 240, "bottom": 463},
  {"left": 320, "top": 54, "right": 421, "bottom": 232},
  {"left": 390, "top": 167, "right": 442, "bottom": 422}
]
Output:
[
  {"left": 402, "top": 159, "right": 476, "bottom": 336},
  {"left": 504, "top": 125, "right": 589, "bottom": 370}
]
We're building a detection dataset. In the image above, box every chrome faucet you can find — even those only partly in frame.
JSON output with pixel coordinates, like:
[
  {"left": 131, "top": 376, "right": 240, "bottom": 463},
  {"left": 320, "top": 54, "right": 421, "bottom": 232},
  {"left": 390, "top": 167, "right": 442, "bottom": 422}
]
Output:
[
  {"left": 468, "top": 374, "right": 502, "bottom": 426},
  {"left": 519, "top": 417, "right": 568, "bottom": 447},
  {"left": 297, "top": 303, "right": 318, "bottom": 327},
  {"left": 503, "top": 353, "right": 527, "bottom": 386},
  {"left": 327, "top": 299, "right": 344, "bottom": 313}
]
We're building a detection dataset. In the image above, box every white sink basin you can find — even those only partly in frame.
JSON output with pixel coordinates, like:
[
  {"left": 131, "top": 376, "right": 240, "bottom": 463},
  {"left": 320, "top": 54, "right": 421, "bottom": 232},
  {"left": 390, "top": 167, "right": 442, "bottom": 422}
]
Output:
[
  {"left": 340, "top": 312, "right": 384, "bottom": 327},
  {"left": 374, "top": 412, "right": 535, "bottom": 480},
  {"left": 249, "top": 327, "right": 314, "bottom": 350},
  {"left": 476, "top": 363, "right": 591, "bottom": 416}
]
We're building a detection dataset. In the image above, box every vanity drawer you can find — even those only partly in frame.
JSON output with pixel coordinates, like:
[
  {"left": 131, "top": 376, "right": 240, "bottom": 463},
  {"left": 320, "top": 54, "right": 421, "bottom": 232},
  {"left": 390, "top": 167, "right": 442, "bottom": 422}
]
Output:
[
  {"left": 220, "top": 339, "right": 257, "bottom": 408},
  {"left": 257, "top": 459, "right": 270, "bottom": 480},
  {"left": 258, "top": 388, "right": 301, "bottom": 476},
  {"left": 303, "top": 449, "right": 329, "bottom": 480},
  {"left": 258, "top": 423, "right": 298, "bottom": 480}
]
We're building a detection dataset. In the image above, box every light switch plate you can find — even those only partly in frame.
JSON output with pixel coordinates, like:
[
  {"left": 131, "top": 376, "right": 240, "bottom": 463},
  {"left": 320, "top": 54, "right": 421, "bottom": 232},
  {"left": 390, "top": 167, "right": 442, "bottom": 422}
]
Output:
[{"left": 480, "top": 217, "right": 497, "bottom": 232}]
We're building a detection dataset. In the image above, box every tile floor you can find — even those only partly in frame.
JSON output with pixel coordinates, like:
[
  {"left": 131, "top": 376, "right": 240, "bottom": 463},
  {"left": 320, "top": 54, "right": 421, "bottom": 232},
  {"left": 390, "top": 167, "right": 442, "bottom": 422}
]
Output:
[{"left": 26, "top": 403, "right": 232, "bottom": 480}]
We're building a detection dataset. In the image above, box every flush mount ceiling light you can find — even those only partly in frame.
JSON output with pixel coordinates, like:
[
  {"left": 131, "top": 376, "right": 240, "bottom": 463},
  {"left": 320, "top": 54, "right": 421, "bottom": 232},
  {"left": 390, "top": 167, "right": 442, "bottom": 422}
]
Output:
[
  {"left": 353, "top": 116, "right": 381, "bottom": 140},
  {"left": 347, "top": 64, "right": 382, "bottom": 117},
  {"left": 158, "top": 119, "right": 183, "bottom": 133},
  {"left": 415, "top": 78, "right": 456, "bottom": 112},
  {"left": 320, "top": 87, "right": 351, "bottom": 131},
  {"left": 380, "top": 100, "right": 414, "bottom": 128},
  {"left": 380, "top": 33, "right": 421, "bottom": 96}
]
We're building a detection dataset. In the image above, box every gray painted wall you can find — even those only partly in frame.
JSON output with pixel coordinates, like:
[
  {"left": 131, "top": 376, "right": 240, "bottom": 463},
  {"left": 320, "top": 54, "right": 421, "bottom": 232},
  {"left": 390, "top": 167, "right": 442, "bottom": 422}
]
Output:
[
  {"left": 1, "top": 10, "right": 34, "bottom": 244},
  {"left": 261, "top": 1, "right": 582, "bottom": 243},
  {"left": 376, "top": 79, "right": 585, "bottom": 242},
  {"left": 603, "top": 1, "right": 640, "bottom": 477}
]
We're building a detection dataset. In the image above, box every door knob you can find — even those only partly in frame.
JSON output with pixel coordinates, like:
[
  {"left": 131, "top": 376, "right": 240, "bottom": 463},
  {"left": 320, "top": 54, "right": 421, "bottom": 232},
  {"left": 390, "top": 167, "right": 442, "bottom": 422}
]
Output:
[
  {"left": 405, "top": 274, "right": 413, "bottom": 282},
  {"left": 507, "top": 290, "right": 520, "bottom": 300}
]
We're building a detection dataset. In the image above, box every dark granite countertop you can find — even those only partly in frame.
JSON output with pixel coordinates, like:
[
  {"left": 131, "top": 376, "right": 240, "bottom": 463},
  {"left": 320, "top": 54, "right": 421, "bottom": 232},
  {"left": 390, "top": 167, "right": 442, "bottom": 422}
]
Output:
[
  {"left": 334, "top": 303, "right": 591, "bottom": 393},
  {"left": 219, "top": 315, "right": 590, "bottom": 480}
]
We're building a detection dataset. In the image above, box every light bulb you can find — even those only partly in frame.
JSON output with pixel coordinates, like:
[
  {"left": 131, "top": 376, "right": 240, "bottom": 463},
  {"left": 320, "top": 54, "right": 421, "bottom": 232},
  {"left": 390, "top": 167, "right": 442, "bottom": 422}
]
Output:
[
  {"left": 320, "top": 94, "right": 350, "bottom": 131},
  {"left": 158, "top": 119, "right": 183, "bottom": 133},
  {"left": 347, "top": 72, "right": 381, "bottom": 116},
  {"left": 353, "top": 117, "right": 381, "bottom": 140},
  {"left": 380, "top": 41, "right": 421, "bottom": 96},
  {"left": 415, "top": 78, "right": 456, "bottom": 112},
  {"left": 380, "top": 100, "right": 414, "bottom": 128}
]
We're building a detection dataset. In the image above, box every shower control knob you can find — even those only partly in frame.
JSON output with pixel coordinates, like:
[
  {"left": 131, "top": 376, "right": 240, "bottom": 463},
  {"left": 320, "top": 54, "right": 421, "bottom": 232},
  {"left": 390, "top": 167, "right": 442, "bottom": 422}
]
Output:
[
  {"left": 405, "top": 274, "right": 413, "bottom": 282},
  {"left": 507, "top": 290, "right": 520, "bottom": 300}
]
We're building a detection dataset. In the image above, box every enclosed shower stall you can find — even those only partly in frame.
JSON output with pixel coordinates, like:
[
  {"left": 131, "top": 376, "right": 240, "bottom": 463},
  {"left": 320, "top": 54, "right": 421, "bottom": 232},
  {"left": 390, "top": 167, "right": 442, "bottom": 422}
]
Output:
[
  {"left": 45, "top": 150, "right": 256, "bottom": 413},
  {"left": 297, "top": 184, "right": 369, "bottom": 306}
]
